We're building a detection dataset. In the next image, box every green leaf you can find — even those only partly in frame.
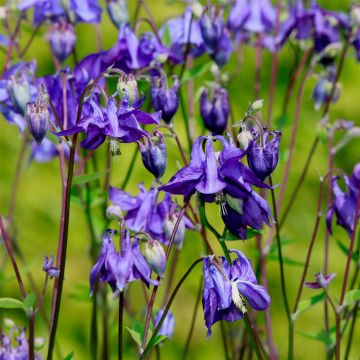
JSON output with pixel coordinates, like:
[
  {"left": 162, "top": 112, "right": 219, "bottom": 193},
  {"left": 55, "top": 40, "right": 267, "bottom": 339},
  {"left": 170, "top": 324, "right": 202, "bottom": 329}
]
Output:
[
  {"left": 336, "top": 239, "right": 359, "bottom": 261},
  {"left": 72, "top": 171, "right": 107, "bottom": 185},
  {"left": 63, "top": 351, "right": 75, "bottom": 360},
  {"left": 344, "top": 290, "right": 360, "bottom": 307},
  {"left": 23, "top": 293, "right": 36, "bottom": 312},
  {"left": 182, "top": 62, "right": 212, "bottom": 82},
  {"left": 147, "top": 334, "right": 167, "bottom": 349},
  {"left": 127, "top": 322, "right": 145, "bottom": 349},
  {"left": 292, "top": 292, "right": 326, "bottom": 320},
  {"left": 0, "top": 298, "right": 24, "bottom": 310},
  {"left": 297, "top": 329, "right": 334, "bottom": 347}
]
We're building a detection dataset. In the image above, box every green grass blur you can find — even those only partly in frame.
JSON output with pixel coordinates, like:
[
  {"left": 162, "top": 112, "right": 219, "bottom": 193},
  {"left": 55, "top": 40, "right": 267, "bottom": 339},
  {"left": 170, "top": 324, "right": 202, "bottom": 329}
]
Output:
[{"left": 0, "top": 1, "right": 359, "bottom": 359}]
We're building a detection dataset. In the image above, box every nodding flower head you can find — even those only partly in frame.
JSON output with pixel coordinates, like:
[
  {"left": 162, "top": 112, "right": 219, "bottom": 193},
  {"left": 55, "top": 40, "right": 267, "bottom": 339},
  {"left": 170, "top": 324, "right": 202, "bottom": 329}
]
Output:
[
  {"left": 138, "top": 132, "right": 167, "bottom": 180},
  {"left": 202, "top": 250, "right": 270, "bottom": 335},
  {"left": 48, "top": 22, "right": 77, "bottom": 62},
  {"left": 106, "top": 0, "right": 129, "bottom": 28},
  {"left": 150, "top": 75, "right": 180, "bottom": 124},
  {"left": 305, "top": 272, "right": 336, "bottom": 289},
  {"left": 117, "top": 74, "right": 139, "bottom": 105},
  {"left": 43, "top": 255, "right": 60, "bottom": 278},
  {"left": 26, "top": 91, "right": 50, "bottom": 144},
  {"left": 247, "top": 127, "right": 281, "bottom": 181},
  {"left": 200, "top": 87, "right": 229, "bottom": 135},
  {"left": 199, "top": 8, "right": 225, "bottom": 53},
  {"left": 144, "top": 240, "right": 167, "bottom": 278}
]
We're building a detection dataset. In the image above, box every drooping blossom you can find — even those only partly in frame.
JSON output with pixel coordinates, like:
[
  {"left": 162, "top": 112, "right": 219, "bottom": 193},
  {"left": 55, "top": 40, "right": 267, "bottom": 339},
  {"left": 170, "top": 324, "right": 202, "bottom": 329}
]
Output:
[
  {"left": 89, "top": 229, "right": 159, "bottom": 295},
  {"left": 144, "top": 240, "right": 167, "bottom": 278},
  {"left": 305, "top": 272, "right": 336, "bottom": 289},
  {"left": 154, "top": 309, "right": 175, "bottom": 338},
  {"left": 48, "top": 22, "right": 77, "bottom": 62},
  {"left": 247, "top": 127, "right": 281, "bottom": 181},
  {"left": 43, "top": 255, "right": 60, "bottom": 278},
  {"left": 327, "top": 163, "right": 360, "bottom": 237},
  {"left": 202, "top": 250, "right": 270, "bottom": 335}
]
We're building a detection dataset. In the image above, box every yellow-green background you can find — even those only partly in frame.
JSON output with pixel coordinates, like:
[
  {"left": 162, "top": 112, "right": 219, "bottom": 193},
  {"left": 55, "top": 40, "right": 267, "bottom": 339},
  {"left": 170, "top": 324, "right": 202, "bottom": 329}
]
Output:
[{"left": 0, "top": 1, "right": 359, "bottom": 359}]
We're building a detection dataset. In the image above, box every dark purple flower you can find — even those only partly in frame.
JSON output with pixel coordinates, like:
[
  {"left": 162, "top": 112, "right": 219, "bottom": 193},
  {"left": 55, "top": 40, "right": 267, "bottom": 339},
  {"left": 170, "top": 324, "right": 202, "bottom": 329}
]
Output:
[
  {"left": 160, "top": 135, "right": 269, "bottom": 201},
  {"left": 26, "top": 94, "right": 49, "bottom": 144},
  {"left": 200, "top": 87, "right": 229, "bottom": 135},
  {"left": 305, "top": 272, "right": 336, "bottom": 289},
  {"left": 200, "top": 8, "right": 224, "bottom": 53},
  {"left": 43, "top": 255, "right": 60, "bottom": 278},
  {"left": 327, "top": 163, "right": 360, "bottom": 237},
  {"left": 150, "top": 75, "right": 179, "bottom": 124},
  {"left": 228, "top": 0, "right": 276, "bottom": 34},
  {"left": 48, "top": 22, "right": 77, "bottom": 62},
  {"left": 154, "top": 309, "right": 175, "bottom": 338},
  {"left": 56, "top": 94, "right": 161, "bottom": 150},
  {"left": 247, "top": 128, "right": 281, "bottom": 181},
  {"left": 353, "top": 29, "right": 360, "bottom": 62},
  {"left": 138, "top": 132, "right": 167, "bottom": 180},
  {"left": 203, "top": 250, "right": 270, "bottom": 335},
  {"left": 18, "top": 0, "right": 102, "bottom": 25},
  {"left": 89, "top": 229, "right": 159, "bottom": 294},
  {"left": 159, "top": 7, "right": 205, "bottom": 64}
]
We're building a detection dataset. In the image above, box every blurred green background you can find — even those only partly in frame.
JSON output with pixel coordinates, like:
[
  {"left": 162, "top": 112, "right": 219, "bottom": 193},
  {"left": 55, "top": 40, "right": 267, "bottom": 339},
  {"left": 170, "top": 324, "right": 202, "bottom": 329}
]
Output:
[{"left": 0, "top": 0, "right": 359, "bottom": 359}]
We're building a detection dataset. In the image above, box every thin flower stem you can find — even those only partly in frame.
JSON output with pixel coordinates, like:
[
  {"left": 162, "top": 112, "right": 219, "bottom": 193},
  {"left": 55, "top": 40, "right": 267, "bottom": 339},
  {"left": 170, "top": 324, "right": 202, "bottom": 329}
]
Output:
[
  {"left": 0, "top": 216, "right": 26, "bottom": 299},
  {"left": 243, "top": 315, "right": 263, "bottom": 360},
  {"left": 335, "top": 192, "right": 360, "bottom": 360},
  {"left": 279, "top": 29, "right": 352, "bottom": 227},
  {"left": 344, "top": 300, "right": 359, "bottom": 360},
  {"left": 102, "top": 286, "right": 109, "bottom": 360},
  {"left": 179, "top": 89, "right": 193, "bottom": 152},
  {"left": 118, "top": 292, "right": 124, "bottom": 360},
  {"left": 121, "top": 146, "right": 139, "bottom": 190},
  {"left": 29, "top": 313, "right": 35, "bottom": 360},
  {"left": 220, "top": 321, "right": 231, "bottom": 360},
  {"left": 182, "top": 276, "right": 203, "bottom": 360},
  {"left": 268, "top": 177, "right": 292, "bottom": 360},
  {"left": 19, "top": 23, "right": 42, "bottom": 58},
  {"left": 141, "top": 257, "right": 204, "bottom": 359},
  {"left": 141, "top": 203, "right": 189, "bottom": 350},
  {"left": 254, "top": 34, "right": 263, "bottom": 100}
]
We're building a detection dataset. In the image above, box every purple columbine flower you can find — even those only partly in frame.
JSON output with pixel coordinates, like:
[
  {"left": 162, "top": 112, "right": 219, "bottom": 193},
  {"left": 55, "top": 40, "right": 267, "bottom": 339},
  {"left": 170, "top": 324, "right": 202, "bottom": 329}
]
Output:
[
  {"left": 154, "top": 309, "right": 175, "bottom": 338},
  {"left": 150, "top": 75, "right": 180, "bottom": 124},
  {"left": 203, "top": 250, "right": 270, "bottom": 335},
  {"left": 138, "top": 132, "right": 167, "bottom": 180},
  {"left": 305, "top": 272, "right": 336, "bottom": 289},
  {"left": 327, "top": 163, "right": 360, "bottom": 237},
  {"left": 18, "top": 0, "right": 102, "bottom": 25},
  {"left": 200, "top": 87, "right": 229, "bottom": 135},
  {"left": 90, "top": 229, "right": 159, "bottom": 295},
  {"left": 247, "top": 128, "right": 281, "bottom": 181},
  {"left": 228, "top": 0, "right": 276, "bottom": 34},
  {"left": 48, "top": 22, "right": 77, "bottom": 63},
  {"left": 56, "top": 92, "right": 161, "bottom": 151},
  {"left": 43, "top": 255, "right": 60, "bottom": 278},
  {"left": 160, "top": 135, "right": 270, "bottom": 201}
]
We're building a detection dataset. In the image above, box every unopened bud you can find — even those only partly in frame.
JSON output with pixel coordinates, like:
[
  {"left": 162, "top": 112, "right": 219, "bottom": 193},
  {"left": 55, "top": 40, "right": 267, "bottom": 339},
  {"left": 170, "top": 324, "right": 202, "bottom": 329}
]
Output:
[
  {"left": 237, "top": 130, "right": 253, "bottom": 149},
  {"left": 144, "top": 240, "right": 166, "bottom": 278},
  {"left": 246, "top": 99, "right": 264, "bottom": 116},
  {"left": 117, "top": 74, "right": 139, "bottom": 105},
  {"left": 7, "top": 74, "right": 31, "bottom": 115},
  {"left": 4, "top": 318, "right": 15, "bottom": 330},
  {"left": 164, "top": 214, "right": 186, "bottom": 249},
  {"left": 48, "top": 22, "right": 77, "bottom": 62},
  {"left": 34, "top": 337, "right": 45, "bottom": 350},
  {"left": 107, "top": 0, "right": 129, "bottom": 28},
  {"left": 26, "top": 95, "right": 49, "bottom": 144},
  {"left": 106, "top": 205, "right": 123, "bottom": 221}
]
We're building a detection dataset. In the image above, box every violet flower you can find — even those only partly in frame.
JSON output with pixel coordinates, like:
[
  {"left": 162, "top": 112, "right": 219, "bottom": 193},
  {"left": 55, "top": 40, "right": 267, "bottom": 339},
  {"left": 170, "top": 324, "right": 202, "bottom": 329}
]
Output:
[
  {"left": 89, "top": 229, "right": 159, "bottom": 295},
  {"left": 203, "top": 250, "right": 270, "bottom": 335},
  {"left": 48, "top": 22, "right": 77, "bottom": 63},
  {"left": 150, "top": 75, "right": 180, "bottom": 124},
  {"left": 305, "top": 272, "right": 336, "bottom": 289},
  {"left": 327, "top": 163, "right": 360, "bottom": 237},
  {"left": 43, "top": 255, "right": 60, "bottom": 278},
  {"left": 247, "top": 128, "right": 281, "bottom": 181},
  {"left": 154, "top": 309, "right": 175, "bottom": 338},
  {"left": 30, "top": 138, "right": 59, "bottom": 163},
  {"left": 200, "top": 87, "right": 229, "bottom": 135}
]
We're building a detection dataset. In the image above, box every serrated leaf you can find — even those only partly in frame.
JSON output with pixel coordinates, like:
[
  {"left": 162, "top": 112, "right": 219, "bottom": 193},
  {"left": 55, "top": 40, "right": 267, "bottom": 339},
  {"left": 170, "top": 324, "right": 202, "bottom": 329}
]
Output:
[
  {"left": 0, "top": 298, "right": 24, "bottom": 310},
  {"left": 64, "top": 351, "right": 75, "bottom": 360},
  {"left": 336, "top": 239, "right": 359, "bottom": 261},
  {"left": 72, "top": 171, "right": 107, "bottom": 185},
  {"left": 182, "top": 62, "right": 212, "bottom": 82},
  {"left": 344, "top": 290, "right": 360, "bottom": 307},
  {"left": 292, "top": 292, "right": 326, "bottom": 320}
]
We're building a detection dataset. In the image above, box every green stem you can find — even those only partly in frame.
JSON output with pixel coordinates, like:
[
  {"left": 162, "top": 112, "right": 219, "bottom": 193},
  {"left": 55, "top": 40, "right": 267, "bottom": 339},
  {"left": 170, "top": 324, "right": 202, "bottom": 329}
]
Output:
[
  {"left": 121, "top": 146, "right": 139, "bottom": 190},
  {"left": 179, "top": 89, "right": 193, "bottom": 152}
]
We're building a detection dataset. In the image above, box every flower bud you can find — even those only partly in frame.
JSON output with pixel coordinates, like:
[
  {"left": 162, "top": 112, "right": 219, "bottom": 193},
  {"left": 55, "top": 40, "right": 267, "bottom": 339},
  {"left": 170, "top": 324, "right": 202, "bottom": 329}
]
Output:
[
  {"left": 106, "top": 205, "right": 123, "bottom": 221},
  {"left": 139, "top": 133, "right": 167, "bottom": 180},
  {"left": 48, "top": 22, "right": 77, "bottom": 62},
  {"left": 150, "top": 75, "right": 180, "bottom": 124},
  {"left": 247, "top": 128, "right": 281, "bottom": 180},
  {"left": 164, "top": 213, "right": 186, "bottom": 249},
  {"left": 144, "top": 240, "right": 166, "bottom": 278},
  {"left": 34, "top": 337, "right": 45, "bottom": 350},
  {"left": 246, "top": 99, "right": 264, "bottom": 116},
  {"left": 7, "top": 73, "right": 32, "bottom": 115},
  {"left": 237, "top": 130, "right": 253, "bottom": 149},
  {"left": 26, "top": 96, "right": 49, "bottom": 144},
  {"left": 43, "top": 255, "right": 60, "bottom": 278},
  {"left": 107, "top": 0, "right": 129, "bottom": 28},
  {"left": 154, "top": 309, "right": 175, "bottom": 338},
  {"left": 4, "top": 318, "right": 15, "bottom": 330},
  {"left": 200, "top": 87, "right": 229, "bottom": 134},
  {"left": 117, "top": 74, "right": 139, "bottom": 105}
]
